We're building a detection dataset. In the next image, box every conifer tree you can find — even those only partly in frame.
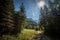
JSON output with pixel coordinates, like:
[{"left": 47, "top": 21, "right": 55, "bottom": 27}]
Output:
[
  {"left": 0, "top": 0, "right": 14, "bottom": 36},
  {"left": 19, "top": 3, "right": 26, "bottom": 32}
]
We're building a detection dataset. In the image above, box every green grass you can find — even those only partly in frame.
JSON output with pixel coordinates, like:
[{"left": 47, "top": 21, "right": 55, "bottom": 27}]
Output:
[
  {"left": 0, "top": 29, "right": 43, "bottom": 40},
  {"left": 17, "top": 29, "right": 42, "bottom": 40}
]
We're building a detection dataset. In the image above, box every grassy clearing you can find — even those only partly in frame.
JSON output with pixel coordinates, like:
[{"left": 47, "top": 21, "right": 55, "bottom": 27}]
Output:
[
  {"left": 0, "top": 29, "right": 43, "bottom": 40},
  {"left": 17, "top": 29, "right": 42, "bottom": 40}
]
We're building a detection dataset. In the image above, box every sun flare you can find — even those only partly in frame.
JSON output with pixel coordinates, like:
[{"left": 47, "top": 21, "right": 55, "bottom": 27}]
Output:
[{"left": 37, "top": 1, "right": 45, "bottom": 8}]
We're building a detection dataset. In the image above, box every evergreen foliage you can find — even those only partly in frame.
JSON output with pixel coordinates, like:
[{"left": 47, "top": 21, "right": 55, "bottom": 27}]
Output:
[
  {"left": 39, "top": 0, "right": 60, "bottom": 40},
  {"left": 0, "top": 0, "right": 15, "bottom": 36}
]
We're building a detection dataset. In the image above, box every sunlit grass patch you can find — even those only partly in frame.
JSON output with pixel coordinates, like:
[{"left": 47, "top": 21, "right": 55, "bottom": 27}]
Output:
[
  {"left": 17, "top": 29, "right": 43, "bottom": 40},
  {"left": 17, "top": 29, "right": 37, "bottom": 40}
]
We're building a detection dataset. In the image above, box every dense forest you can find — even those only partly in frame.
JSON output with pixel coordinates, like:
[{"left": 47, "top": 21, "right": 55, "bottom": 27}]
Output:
[{"left": 0, "top": 0, "right": 60, "bottom": 40}]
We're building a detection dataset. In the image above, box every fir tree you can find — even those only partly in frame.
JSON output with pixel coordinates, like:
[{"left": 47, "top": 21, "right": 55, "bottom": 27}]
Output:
[
  {"left": 19, "top": 3, "right": 26, "bottom": 33},
  {"left": 0, "top": 0, "right": 15, "bottom": 36}
]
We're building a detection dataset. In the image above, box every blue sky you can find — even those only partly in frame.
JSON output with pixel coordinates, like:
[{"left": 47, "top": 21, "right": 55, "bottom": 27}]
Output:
[{"left": 14, "top": 0, "right": 45, "bottom": 22}]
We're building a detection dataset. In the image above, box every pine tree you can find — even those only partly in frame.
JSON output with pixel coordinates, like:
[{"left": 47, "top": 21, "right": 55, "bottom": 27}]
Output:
[
  {"left": 0, "top": 0, "right": 14, "bottom": 36},
  {"left": 19, "top": 3, "right": 26, "bottom": 32},
  {"left": 39, "top": 5, "right": 49, "bottom": 31}
]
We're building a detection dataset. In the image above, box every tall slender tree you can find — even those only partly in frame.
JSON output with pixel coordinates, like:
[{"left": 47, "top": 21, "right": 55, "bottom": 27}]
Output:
[
  {"left": 39, "top": 5, "right": 49, "bottom": 31},
  {"left": 19, "top": 3, "right": 26, "bottom": 32}
]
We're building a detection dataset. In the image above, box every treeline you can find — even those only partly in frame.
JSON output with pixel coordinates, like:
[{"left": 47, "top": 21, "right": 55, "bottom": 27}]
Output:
[
  {"left": 25, "top": 18, "right": 39, "bottom": 30},
  {"left": 39, "top": 0, "right": 60, "bottom": 40},
  {"left": 0, "top": 0, "right": 26, "bottom": 36}
]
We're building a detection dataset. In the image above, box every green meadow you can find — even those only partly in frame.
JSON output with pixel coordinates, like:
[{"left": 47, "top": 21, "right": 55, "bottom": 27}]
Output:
[{"left": 0, "top": 29, "right": 43, "bottom": 40}]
